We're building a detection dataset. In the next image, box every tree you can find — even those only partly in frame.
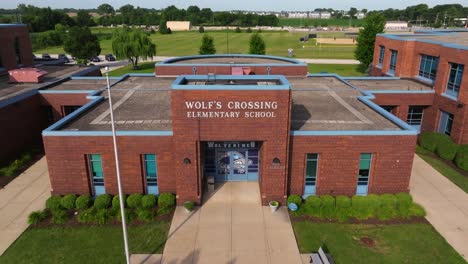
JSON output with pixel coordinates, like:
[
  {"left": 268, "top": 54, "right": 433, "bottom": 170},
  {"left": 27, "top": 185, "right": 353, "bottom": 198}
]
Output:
[
  {"left": 198, "top": 26, "right": 205, "bottom": 33},
  {"left": 199, "top": 34, "right": 216, "bottom": 55},
  {"left": 354, "top": 13, "right": 386, "bottom": 73},
  {"left": 112, "top": 28, "right": 156, "bottom": 69},
  {"left": 349, "top": 7, "right": 358, "bottom": 19},
  {"left": 249, "top": 33, "right": 265, "bottom": 55},
  {"left": 64, "top": 27, "right": 101, "bottom": 64},
  {"left": 97, "top": 3, "right": 115, "bottom": 16},
  {"left": 159, "top": 20, "right": 170, "bottom": 34},
  {"left": 76, "top": 10, "right": 95, "bottom": 27}
]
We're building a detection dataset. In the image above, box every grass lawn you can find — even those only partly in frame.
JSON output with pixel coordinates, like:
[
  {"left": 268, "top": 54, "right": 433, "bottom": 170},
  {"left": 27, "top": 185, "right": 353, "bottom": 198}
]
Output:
[
  {"left": 108, "top": 61, "right": 155, "bottom": 77},
  {"left": 308, "top": 64, "right": 365, "bottom": 76},
  {"left": 0, "top": 222, "right": 170, "bottom": 264},
  {"left": 35, "top": 30, "right": 356, "bottom": 59},
  {"left": 415, "top": 145, "right": 468, "bottom": 193},
  {"left": 292, "top": 222, "right": 465, "bottom": 264}
]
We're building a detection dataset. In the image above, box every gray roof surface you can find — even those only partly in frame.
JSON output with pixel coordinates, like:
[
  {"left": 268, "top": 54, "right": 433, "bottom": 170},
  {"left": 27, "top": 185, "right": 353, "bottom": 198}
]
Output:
[
  {"left": 348, "top": 79, "right": 432, "bottom": 91},
  {"left": 397, "top": 32, "right": 468, "bottom": 47}
]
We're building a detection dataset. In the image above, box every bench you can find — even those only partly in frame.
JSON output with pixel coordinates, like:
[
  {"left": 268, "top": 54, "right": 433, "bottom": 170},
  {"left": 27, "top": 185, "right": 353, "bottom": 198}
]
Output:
[{"left": 310, "top": 247, "right": 334, "bottom": 264}]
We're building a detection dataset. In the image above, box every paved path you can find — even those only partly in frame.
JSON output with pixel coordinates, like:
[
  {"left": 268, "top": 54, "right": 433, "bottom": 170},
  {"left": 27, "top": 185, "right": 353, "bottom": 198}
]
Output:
[
  {"left": 0, "top": 157, "right": 50, "bottom": 256},
  {"left": 410, "top": 155, "right": 468, "bottom": 261},
  {"left": 161, "top": 182, "right": 302, "bottom": 264}
]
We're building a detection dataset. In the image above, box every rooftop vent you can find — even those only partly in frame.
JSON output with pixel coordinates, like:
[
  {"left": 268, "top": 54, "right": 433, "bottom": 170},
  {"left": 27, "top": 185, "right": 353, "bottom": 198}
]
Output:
[{"left": 8, "top": 68, "right": 48, "bottom": 83}]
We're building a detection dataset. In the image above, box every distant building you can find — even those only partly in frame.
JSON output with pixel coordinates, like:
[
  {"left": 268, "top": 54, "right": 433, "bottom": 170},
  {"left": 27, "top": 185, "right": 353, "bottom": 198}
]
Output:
[
  {"left": 385, "top": 21, "right": 409, "bottom": 31},
  {"left": 0, "top": 24, "right": 33, "bottom": 74},
  {"left": 357, "top": 12, "right": 366, "bottom": 19},
  {"left": 320, "top": 12, "right": 331, "bottom": 19},
  {"left": 310, "top": 12, "right": 320, "bottom": 19},
  {"left": 166, "top": 21, "right": 191, "bottom": 31}
]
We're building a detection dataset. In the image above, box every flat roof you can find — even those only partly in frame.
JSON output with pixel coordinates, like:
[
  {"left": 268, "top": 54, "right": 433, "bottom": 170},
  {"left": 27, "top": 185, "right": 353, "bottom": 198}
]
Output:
[
  {"left": 45, "top": 79, "right": 117, "bottom": 91},
  {"left": 347, "top": 79, "right": 432, "bottom": 91},
  {"left": 159, "top": 54, "right": 305, "bottom": 65},
  {"left": 58, "top": 75, "right": 402, "bottom": 132},
  {"left": 380, "top": 31, "right": 468, "bottom": 49},
  {"left": 0, "top": 65, "right": 95, "bottom": 101}
]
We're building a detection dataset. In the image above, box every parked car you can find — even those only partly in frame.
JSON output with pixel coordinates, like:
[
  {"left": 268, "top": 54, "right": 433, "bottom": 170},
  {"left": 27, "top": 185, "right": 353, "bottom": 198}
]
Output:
[
  {"left": 90, "top": 56, "right": 100, "bottom": 62},
  {"left": 58, "top": 54, "right": 70, "bottom": 63},
  {"left": 105, "top": 54, "right": 116, "bottom": 61},
  {"left": 42, "top": 54, "right": 51, "bottom": 59}
]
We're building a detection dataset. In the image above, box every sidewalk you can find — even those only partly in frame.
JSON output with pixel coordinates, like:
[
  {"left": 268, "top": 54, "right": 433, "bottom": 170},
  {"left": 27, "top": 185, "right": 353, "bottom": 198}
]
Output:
[
  {"left": 0, "top": 157, "right": 50, "bottom": 256},
  {"left": 410, "top": 155, "right": 468, "bottom": 261},
  {"left": 161, "top": 182, "right": 302, "bottom": 264}
]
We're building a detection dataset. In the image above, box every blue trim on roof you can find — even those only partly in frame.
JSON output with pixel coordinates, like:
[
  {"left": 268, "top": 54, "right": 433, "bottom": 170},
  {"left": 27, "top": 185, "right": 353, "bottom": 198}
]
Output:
[
  {"left": 39, "top": 90, "right": 99, "bottom": 94},
  {"left": 171, "top": 74, "right": 291, "bottom": 90},
  {"left": 378, "top": 32, "right": 468, "bottom": 51},
  {"left": 0, "top": 24, "right": 27, "bottom": 28},
  {"left": 157, "top": 54, "right": 307, "bottom": 66},
  {"left": 342, "top": 76, "right": 400, "bottom": 80},
  {"left": 291, "top": 130, "right": 418, "bottom": 136},
  {"left": 0, "top": 90, "right": 38, "bottom": 108},
  {"left": 369, "top": 90, "right": 434, "bottom": 94},
  {"left": 42, "top": 130, "right": 173, "bottom": 136}
]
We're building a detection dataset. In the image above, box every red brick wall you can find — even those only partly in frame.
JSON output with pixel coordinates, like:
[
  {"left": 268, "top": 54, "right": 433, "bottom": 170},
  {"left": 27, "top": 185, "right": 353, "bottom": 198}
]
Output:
[
  {"left": 0, "top": 26, "right": 33, "bottom": 72},
  {"left": 0, "top": 95, "right": 47, "bottom": 163},
  {"left": 171, "top": 89, "right": 292, "bottom": 205},
  {"left": 289, "top": 135, "right": 417, "bottom": 196},
  {"left": 43, "top": 136, "right": 175, "bottom": 195},
  {"left": 372, "top": 35, "right": 468, "bottom": 143},
  {"left": 39, "top": 93, "right": 91, "bottom": 121},
  {"left": 372, "top": 93, "right": 434, "bottom": 123},
  {"left": 155, "top": 65, "right": 308, "bottom": 77}
]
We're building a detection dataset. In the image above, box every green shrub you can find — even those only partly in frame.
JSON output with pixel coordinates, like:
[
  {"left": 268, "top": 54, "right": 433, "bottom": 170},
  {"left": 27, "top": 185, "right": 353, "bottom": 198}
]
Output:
[
  {"left": 455, "top": 145, "right": 468, "bottom": 171},
  {"left": 60, "top": 194, "right": 77, "bottom": 210},
  {"left": 115, "top": 208, "right": 136, "bottom": 223},
  {"left": 319, "top": 195, "right": 335, "bottom": 219},
  {"left": 376, "top": 194, "right": 398, "bottom": 220},
  {"left": 137, "top": 209, "right": 154, "bottom": 222},
  {"left": 141, "top": 194, "right": 157, "bottom": 209},
  {"left": 351, "top": 195, "right": 369, "bottom": 220},
  {"left": 158, "top": 193, "right": 176, "bottom": 208},
  {"left": 157, "top": 206, "right": 173, "bottom": 216},
  {"left": 77, "top": 208, "right": 96, "bottom": 223},
  {"left": 95, "top": 209, "right": 111, "bottom": 225},
  {"left": 304, "top": 195, "right": 321, "bottom": 216},
  {"left": 46, "top": 196, "right": 63, "bottom": 211},
  {"left": 112, "top": 195, "right": 126, "bottom": 209},
  {"left": 367, "top": 194, "right": 381, "bottom": 217},
  {"left": 51, "top": 209, "right": 68, "bottom": 224},
  {"left": 184, "top": 201, "right": 195, "bottom": 211},
  {"left": 28, "top": 210, "right": 47, "bottom": 225},
  {"left": 335, "top": 195, "right": 351, "bottom": 222},
  {"left": 94, "top": 194, "right": 112, "bottom": 209},
  {"left": 419, "top": 132, "right": 450, "bottom": 152},
  {"left": 436, "top": 139, "right": 459, "bottom": 161},
  {"left": 287, "top": 195, "right": 302, "bottom": 207},
  {"left": 75, "top": 195, "right": 92, "bottom": 210},
  {"left": 408, "top": 203, "right": 426, "bottom": 217},
  {"left": 396, "top": 193, "right": 413, "bottom": 218},
  {"left": 127, "top": 194, "right": 143, "bottom": 209}
]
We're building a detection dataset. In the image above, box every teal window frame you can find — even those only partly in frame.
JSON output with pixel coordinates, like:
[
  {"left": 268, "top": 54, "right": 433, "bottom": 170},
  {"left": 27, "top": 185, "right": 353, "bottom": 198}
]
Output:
[
  {"left": 88, "top": 154, "right": 105, "bottom": 195},
  {"left": 418, "top": 54, "right": 439, "bottom": 81},
  {"left": 378, "top": 45, "right": 385, "bottom": 67},
  {"left": 446, "top": 63, "right": 464, "bottom": 98},
  {"left": 143, "top": 154, "right": 158, "bottom": 194},
  {"left": 389, "top": 50, "right": 398, "bottom": 74},
  {"left": 438, "top": 111, "right": 454, "bottom": 136},
  {"left": 303, "top": 153, "right": 318, "bottom": 197},
  {"left": 356, "top": 153, "right": 372, "bottom": 195}
]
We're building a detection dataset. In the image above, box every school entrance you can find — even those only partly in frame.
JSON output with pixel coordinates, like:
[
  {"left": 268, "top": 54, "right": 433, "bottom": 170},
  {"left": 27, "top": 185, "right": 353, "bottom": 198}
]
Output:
[{"left": 204, "top": 141, "right": 260, "bottom": 182}]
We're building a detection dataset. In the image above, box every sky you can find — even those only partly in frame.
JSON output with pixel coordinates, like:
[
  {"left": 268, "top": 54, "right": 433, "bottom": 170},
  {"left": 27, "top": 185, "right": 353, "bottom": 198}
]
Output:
[{"left": 1, "top": 0, "right": 467, "bottom": 11}]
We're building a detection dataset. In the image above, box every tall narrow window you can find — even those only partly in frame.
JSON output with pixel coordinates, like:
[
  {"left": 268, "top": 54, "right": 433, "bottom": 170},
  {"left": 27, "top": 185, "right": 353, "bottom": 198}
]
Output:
[
  {"left": 446, "top": 63, "right": 464, "bottom": 98},
  {"left": 304, "top": 154, "right": 318, "bottom": 197},
  {"left": 407, "top": 106, "right": 425, "bottom": 130},
  {"left": 62, "top": 105, "right": 82, "bottom": 116},
  {"left": 418, "top": 54, "right": 439, "bottom": 81},
  {"left": 378, "top": 46, "right": 385, "bottom": 67},
  {"left": 14, "top": 37, "right": 21, "bottom": 65},
  {"left": 143, "top": 154, "right": 158, "bottom": 195},
  {"left": 438, "top": 111, "right": 454, "bottom": 136},
  {"left": 356, "top": 153, "right": 372, "bottom": 195},
  {"left": 389, "top": 50, "right": 398, "bottom": 75},
  {"left": 88, "top": 154, "right": 105, "bottom": 195}
]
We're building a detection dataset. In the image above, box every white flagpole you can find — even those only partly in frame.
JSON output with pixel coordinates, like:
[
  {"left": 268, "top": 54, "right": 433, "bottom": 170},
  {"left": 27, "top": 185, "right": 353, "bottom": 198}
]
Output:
[{"left": 105, "top": 66, "right": 130, "bottom": 264}]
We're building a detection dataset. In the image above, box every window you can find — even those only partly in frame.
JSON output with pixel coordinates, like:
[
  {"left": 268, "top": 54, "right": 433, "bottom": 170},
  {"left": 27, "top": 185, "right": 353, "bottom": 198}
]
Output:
[
  {"left": 88, "top": 154, "right": 105, "bottom": 195},
  {"left": 380, "top": 105, "right": 395, "bottom": 113},
  {"left": 14, "top": 37, "right": 21, "bottom": 65},
  {"left": 42, "top": 106, "right": 54, "bottom": 125},
  {"left": 377, "top": 46, "right": 385, "bottom": 66},
  {"left": 407, "top": 106, "right": 425, "bottom": 130},
  {"left": 389, "top": 50, "right": 398, "bottom": 74},
  {"left": 438, "top": 111, "right": 454, "bottom": 136},
  {"left": 446, "top": 63, "right": 464, "bottom": 98},
  {"left": 356, "top": 153, "right": 372, "bottom": 195},
  {"left": 0, "top": 54, "right": 3, "bottom": 69},
  {"left": 143, "top": 154, "right": 158, "bottom": 195},
  {"left": 62, "top": 105, "right": 81, "bottom": 116},
  {"left": 304, "top": 154, "right": 318, "bottom": 196},
  {"left": 418, "top": 55, "right": 439, "bottom": 81}
]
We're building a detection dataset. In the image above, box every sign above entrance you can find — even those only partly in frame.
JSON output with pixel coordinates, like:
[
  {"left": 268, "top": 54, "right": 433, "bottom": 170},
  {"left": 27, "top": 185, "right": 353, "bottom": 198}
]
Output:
[
  {"left": 184, "top": 101, "right": 278, "bottom": 119},
  {"left": 207, "top": 141, "right": 257, "bottom": 149}
]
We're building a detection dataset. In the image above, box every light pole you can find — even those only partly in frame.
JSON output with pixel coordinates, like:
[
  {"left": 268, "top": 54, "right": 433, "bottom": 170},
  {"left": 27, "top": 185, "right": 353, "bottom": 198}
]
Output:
[{"left": 105, "top": 66, "right": 130, "bottom": 264}]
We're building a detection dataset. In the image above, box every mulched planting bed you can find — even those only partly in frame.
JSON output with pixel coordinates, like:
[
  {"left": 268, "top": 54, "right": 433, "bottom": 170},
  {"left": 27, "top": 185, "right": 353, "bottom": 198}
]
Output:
[{"left": 289, "top": 213, "right": 427, "bottom": 225}]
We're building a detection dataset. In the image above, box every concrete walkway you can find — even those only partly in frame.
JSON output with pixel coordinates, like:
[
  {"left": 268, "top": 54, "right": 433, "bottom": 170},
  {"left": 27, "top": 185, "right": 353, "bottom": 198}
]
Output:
[
  {"left": 161, "top": 182, "right": 302, "bottom": 264},
  {"left": 0, "top": 157, "right": 50, "bottom": 256},
  {"left": 410, "top": 155, "right": 468, "bottom": 261}
]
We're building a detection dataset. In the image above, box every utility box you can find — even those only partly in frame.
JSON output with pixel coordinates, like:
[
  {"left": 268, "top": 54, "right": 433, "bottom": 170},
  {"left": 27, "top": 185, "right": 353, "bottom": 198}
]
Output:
[{"left": 8, "top": 68, "right": 48, "bottom": 83}]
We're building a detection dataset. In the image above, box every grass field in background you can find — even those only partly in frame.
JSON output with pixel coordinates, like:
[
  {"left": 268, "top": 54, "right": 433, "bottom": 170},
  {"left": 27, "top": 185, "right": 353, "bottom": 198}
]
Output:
[
  {"left": 279, "top": 18, "right": 365, "bottom": 27},
  {"left": 307, "top": 64, "right": 364, "bottom": 76},
  {"left": 108, "top": 61, "right": 155, "bottom": 76},
  {"left": 35, "top": 30, "right": 356, "bottom": 59},
  {"left": 293, "top": 222, "right": 466, "bottom": 264}
]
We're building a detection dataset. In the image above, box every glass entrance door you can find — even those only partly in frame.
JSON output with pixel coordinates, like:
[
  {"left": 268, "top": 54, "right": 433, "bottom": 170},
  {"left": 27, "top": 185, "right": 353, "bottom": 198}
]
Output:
[{"left": 216, "top": 150, "right": 249, "bottom": 181}]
